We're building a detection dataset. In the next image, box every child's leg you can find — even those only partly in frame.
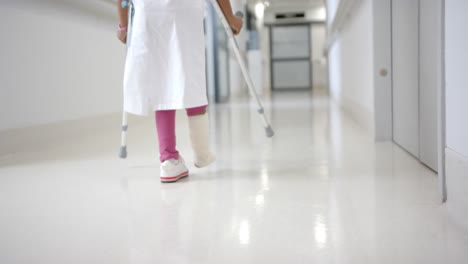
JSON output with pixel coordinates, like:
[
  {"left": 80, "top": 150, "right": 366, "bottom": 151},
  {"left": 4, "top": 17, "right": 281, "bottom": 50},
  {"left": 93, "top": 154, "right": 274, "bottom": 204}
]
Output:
[
  {"left": 155, "top": 110, "right": 179, "bottom": 162},
  {"left": 186, "top": 105, "right": 215, "bottom": 168}
]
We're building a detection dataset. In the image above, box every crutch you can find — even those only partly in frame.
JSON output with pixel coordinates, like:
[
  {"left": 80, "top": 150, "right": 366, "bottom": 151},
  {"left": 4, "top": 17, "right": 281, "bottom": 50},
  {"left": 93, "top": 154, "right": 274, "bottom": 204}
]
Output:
[
  {"left": 119, "top": 1, "right": 275, "bottom": 159},
  {"left": 209, "top": 0, "right": 275, "bottom": 138},
  {"left": 119, "top": 0, "right": 133, "bottom": 159}
]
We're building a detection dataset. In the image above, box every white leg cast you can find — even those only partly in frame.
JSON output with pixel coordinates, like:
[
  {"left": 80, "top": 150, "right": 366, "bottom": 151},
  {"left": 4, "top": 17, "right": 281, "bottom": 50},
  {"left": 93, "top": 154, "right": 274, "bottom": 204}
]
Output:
[{"left": 188, "top": 113, "right": 215, "bottom": 168}]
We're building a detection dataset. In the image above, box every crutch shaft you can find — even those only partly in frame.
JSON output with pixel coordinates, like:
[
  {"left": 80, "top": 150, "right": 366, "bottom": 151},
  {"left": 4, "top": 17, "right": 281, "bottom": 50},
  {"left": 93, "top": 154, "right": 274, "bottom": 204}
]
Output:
[
  {"left": 209, "top": 0, "right": 274, "bottom": 137},
  {"left": 228, "top": 36, "right": 274, "bottom": 137},
  {"left": 119, "top": 2, "right": 133, "bottom": 159}
]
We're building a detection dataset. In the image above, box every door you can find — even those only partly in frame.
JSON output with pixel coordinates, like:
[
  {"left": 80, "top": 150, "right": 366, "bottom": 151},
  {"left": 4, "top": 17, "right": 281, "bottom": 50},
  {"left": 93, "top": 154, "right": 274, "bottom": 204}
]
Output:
[
  {"left": 391, "top": 0, "right": 441, "bottom": 171},
  {"left": 270, "top": 24, "right": 312, "bottom": 90},
  {"left": 392, "top": 0, "right": 420, "bottom": 157}
]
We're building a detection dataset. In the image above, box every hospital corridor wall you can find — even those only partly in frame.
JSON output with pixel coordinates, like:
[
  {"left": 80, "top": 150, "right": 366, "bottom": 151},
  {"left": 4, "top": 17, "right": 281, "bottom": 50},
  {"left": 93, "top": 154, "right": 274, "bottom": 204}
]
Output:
[
  {"left": 326, "top": 0, "right": 376, "bottom": 135},
  {"left": 0, "top": 0, "right": 249, "bottom": 158},
  {"left": 0, "top": 1, "right": 126, "bottom": 132},
  {"left": 327, "top": 0, "right": 468, "bottom": 232},
  {"left": 445, "top": 0, "right": 468, "bottom": 231}
]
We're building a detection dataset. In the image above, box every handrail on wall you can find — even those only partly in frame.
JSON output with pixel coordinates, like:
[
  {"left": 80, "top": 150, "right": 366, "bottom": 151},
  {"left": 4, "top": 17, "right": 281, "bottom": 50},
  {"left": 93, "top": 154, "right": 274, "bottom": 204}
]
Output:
[{"left": 325, "top": 0, "right": 362, "bottom": 53}]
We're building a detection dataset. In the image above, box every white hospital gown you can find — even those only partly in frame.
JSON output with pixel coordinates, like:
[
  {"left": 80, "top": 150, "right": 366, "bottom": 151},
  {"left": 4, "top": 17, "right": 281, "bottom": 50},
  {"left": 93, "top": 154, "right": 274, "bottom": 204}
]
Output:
[{"left": 123, "top": 0, "right": 208, "bottom": 115}]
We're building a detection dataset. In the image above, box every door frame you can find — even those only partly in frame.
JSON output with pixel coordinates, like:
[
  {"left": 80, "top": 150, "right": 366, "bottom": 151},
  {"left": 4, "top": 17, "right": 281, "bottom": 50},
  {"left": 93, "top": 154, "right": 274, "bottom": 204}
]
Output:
[{"left": 438, "top": 0, "right": 447, "bottom": 202}]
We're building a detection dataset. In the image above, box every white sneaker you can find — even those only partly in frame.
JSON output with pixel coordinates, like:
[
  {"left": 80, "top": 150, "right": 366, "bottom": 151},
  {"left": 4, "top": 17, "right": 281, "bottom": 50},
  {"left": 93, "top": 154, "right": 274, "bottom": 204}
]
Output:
[
  {"left": 188, "top": 113, "right": 216, "bottom": 168},
  {"left": 160, "top": 157, "right": 189, "bottom": 183}
]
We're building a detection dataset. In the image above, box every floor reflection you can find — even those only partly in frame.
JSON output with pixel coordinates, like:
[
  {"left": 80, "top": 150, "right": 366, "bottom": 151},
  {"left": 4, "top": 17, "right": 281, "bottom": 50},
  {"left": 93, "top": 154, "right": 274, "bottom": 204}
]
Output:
[{"left": 1, "top": 91, "right": 467, "bottom": 264}]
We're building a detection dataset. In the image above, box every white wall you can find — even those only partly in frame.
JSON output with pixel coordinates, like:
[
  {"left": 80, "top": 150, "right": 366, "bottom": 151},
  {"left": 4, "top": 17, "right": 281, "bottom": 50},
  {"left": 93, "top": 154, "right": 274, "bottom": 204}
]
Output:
[
  {"left": 326, "top": 0, "right": 340, "bottom": 26},
  {"left": 307, "top": 6, "right": 327, "bottom": 21},
  {"left": 0, "top": 1, "right": 125, "bottom": 131},
  {"left": 327, "top": 0, "right": 375, "bottom": 134},
  {"left": 444, "top": 0, "right": 468, "bottom": 230},
  {"left": 445, "top": 2, "right": 468, "bottom": 159}
]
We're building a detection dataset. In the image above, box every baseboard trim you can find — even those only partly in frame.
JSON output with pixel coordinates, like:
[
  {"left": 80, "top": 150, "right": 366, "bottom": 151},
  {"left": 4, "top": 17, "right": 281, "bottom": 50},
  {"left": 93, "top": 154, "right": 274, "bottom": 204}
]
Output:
[
  {"left": 334, "top": 96, "right": 375, "bottom": 138},
  {"left": 0, "top": 113, "right": 123, "bottom": 158}
]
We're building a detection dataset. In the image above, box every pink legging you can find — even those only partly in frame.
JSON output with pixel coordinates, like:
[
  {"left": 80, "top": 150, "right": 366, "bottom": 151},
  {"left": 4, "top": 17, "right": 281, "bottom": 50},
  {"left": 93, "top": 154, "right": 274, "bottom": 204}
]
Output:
[{"left": 155, "top": 105, "right": 207, "bottom": 162}]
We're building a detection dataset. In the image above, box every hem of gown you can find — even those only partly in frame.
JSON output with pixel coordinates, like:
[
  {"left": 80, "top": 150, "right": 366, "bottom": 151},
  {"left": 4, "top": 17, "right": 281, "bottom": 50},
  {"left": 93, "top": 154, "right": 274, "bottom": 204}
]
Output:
[{"left": 124, "top": 101, "right": 209, "bottom": 116}]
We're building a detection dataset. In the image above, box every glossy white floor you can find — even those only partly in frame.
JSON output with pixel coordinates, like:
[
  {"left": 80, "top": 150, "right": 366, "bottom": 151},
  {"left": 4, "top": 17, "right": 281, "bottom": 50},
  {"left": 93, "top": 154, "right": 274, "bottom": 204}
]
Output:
[{"left": 1, "top": 92, "right": 467, "bottom": 264}]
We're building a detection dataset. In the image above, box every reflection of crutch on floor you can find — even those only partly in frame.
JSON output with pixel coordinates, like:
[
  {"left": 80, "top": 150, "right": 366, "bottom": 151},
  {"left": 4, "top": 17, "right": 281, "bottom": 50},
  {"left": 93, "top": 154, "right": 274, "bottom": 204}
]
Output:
[{"left": 119, "top": 0, "right": 274, "bottom": 159}]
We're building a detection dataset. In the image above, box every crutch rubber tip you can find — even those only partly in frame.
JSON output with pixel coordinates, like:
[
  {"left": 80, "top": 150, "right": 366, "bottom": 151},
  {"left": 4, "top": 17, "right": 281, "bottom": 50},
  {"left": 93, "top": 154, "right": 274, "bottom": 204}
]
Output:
[
  {"left": 265, "top": 126, "right": 275, "bottom": 138},
  {"left": 119, "top": 146, "right": 128, "bottom": 159}
]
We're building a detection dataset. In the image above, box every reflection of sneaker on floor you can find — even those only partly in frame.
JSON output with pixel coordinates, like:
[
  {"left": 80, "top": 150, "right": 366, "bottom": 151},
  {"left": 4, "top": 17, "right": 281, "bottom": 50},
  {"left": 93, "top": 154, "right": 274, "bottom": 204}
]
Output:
[{"left": 160, "top": 157, "right": 189, "bottom": 183}]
